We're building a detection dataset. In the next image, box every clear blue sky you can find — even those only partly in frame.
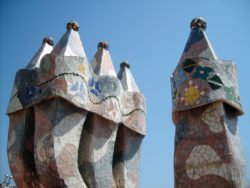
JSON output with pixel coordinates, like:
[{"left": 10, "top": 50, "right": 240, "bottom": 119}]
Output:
[{"left": 0, "top": 0, "right": 250, "bottom": 187}]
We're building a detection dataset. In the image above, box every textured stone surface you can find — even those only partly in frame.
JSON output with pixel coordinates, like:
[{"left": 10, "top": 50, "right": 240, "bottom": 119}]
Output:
[
  {"left": 78, "top": 113, "right": 118, "bottom": 188},
  {"left": 8, "top": 109, "right": 39, "bottom": 187},
  {"left": 171, "top": 18, "right": 248, "bottom": 188},
  {"left": 34, "top": 98, "right": 87, "bottom": 187},
  {"left": 173, "top": 103, "right": 247, "bottom": 188},
  {"left": 113, "top": 124, "right": 143, "bottom": 188}
]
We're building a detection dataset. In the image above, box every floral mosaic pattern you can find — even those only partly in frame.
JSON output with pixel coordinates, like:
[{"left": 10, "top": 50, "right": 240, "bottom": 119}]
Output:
[
  {"left": 89, "top": 78, "right": 101, "bottom": 96},
  {"left": 224, "top": 86, "right": 237, "bottom": 101},
  {"left": 171, "top": 57, "right": 243, "bottom": 115},
  {"left": 192, "top": 66, "right": 213, "bottom": 80},
  {"left": 79, "top": 63, "right": 85, "bottom": 74},
  {"left": 182, "top": 58, "right": 197, "bottom": 73},
  {"left": 183, "top": 80, "right": 205, "bottom": 105},
  {"left": 207, "top": 75, "right": 223, "bottom": 90}
]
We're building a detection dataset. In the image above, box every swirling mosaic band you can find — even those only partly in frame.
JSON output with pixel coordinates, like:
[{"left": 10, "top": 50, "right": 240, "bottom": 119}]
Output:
[{"left": 7, "top": 55, "right": 146, "bottom": 135}]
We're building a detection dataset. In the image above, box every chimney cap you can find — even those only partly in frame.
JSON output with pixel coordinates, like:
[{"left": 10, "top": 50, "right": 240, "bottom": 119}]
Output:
[
  {"left": 97, "top": 41, "right": 109, "bottom": 50},
  {"left": 120, "top": 61, "right": 130, "bottom": 69},
  {"left": 190, "top": 17, "right": 207, "bottom": 30},
  {"left": 42, "top": 37, "right": 54, "bottom": 46},
  {"left": 66, "top": 20, "right": 79, "bottom": 31}
]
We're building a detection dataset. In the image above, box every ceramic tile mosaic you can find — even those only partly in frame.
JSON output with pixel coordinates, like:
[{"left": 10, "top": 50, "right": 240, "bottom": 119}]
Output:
[
  {"left": 7, "top": 21, "right": 146, "bottom": 188},
  {"left": 171, "top": 18, "right": 248, "bottom": 188}
]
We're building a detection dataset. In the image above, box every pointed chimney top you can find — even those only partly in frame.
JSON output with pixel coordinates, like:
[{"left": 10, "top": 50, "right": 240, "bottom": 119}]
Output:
[
  {"left": 118, "top": 61, "right": 140, "bottom": 92},
  {"left": 178, "top": 17, "right": 217, "bottom": 62},
  {"left": 98, "top": 41, "right": 109, "bottom": 50},
  {"left": 190, "top": 17, "right": 207, "bottom": 30},
  {"left": 51, "top": 21, "right": 86, "bottom": 57},
  {"left": 42, "top": 37, "right": 54, "bottom": 46},
  {"left": 26, "top": 36, "right": 53, "bottom": 69},
  {"left": 120, "top": 61, "right": 130, "bottom": 69},
  {"left": 90, "top": 41, "right": 116, "bottom": 76},
  {"left": 66, "top": 20, "right": 79, "bottom": 31}
]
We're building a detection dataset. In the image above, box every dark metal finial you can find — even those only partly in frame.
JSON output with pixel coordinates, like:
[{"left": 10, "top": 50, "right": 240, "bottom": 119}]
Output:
[
  {"left": 98, "top": 41, "right": 109, "bottom": 50},
  {"left": 66, "top": 21, "right": 79, "bottom": 31},
  {"left": 42, "top": 37, "right": 54, "bottom": 46},
  {"left": 190, "top": 17, "right": 206, "bottom": 30},
  {"left": 120, "top": 61, "right": 130, "bottom": 69}
]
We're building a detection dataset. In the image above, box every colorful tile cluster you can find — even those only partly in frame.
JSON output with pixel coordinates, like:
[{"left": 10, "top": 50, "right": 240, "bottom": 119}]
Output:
[
  {"left": 171, "top": 17, "right": 248, "bottom": 188},
  {"left": 7, "top": 21, "right": 146, "bottom": 188}
]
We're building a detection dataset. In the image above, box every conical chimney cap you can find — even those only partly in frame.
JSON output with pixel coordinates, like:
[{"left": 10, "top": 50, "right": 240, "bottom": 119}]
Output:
[
  {"left": 51, "top": 20, "right": 87, "bottom": 58},
  {"left": 90, "top": 41, "right": 117, "bottom": 77},
  {"left": 118, "top": 61, "right": 140, "bottom": 92},
  {"left": 26, "top": 37, "right": 54, "bottom": 69}
]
